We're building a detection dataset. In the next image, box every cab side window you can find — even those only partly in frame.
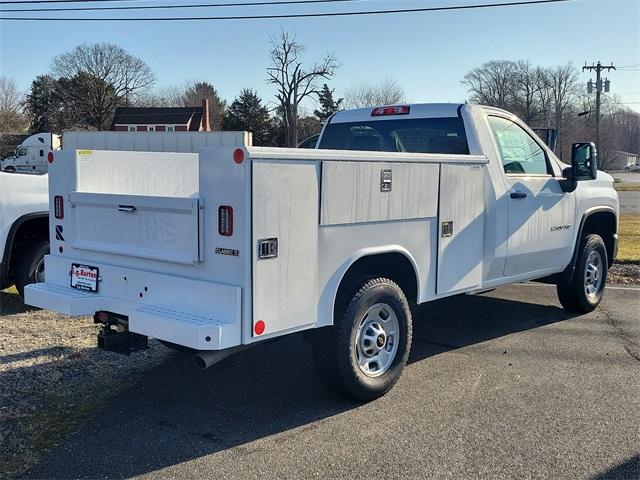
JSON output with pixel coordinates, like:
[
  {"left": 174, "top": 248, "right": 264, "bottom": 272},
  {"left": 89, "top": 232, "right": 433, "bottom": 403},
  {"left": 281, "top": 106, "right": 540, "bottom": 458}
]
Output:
[
  {"left": 17, "top": 147, "right": 27, "bottom": 157},
  {"left": 488, "top": 116, "right": 551, "bottom": 175}
]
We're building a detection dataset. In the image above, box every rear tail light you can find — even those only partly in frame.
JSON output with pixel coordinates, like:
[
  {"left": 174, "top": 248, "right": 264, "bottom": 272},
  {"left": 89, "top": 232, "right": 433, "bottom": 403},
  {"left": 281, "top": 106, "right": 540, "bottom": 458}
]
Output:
[
  {"left": 218, "top": 206, "right": 233, "bottom": 236},
  {"left": 54, "top": 195, "right": 64, "bottom": 219},
  {"left": 371, "top": 105, "right": 410, "bottom": 116}
]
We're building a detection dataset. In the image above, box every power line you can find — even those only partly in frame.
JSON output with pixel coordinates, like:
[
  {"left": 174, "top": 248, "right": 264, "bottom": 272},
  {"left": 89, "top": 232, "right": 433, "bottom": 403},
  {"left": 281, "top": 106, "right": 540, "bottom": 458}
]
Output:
[
  {"left": 0, "top": 0, "right": 363, "bottom": 13},
  {"left": 0, "top": 0, "right": 571, "bottom": 20},
  {"left": 0, "top": 0, "right": 138, "bottom": 4}
]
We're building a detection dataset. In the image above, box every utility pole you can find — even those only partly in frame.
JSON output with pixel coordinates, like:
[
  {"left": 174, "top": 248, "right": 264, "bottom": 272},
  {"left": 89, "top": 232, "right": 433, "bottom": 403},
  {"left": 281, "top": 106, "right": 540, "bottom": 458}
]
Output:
[{"left": 583, "top": 61, "right": 615, "bottom": 158}]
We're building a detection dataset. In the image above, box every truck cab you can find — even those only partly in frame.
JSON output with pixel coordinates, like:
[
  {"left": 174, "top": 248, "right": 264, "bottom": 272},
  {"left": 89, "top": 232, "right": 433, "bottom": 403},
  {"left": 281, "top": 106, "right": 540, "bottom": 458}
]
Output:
[{"left": 1, "top": 133, "right": 60, "bottom": 174}]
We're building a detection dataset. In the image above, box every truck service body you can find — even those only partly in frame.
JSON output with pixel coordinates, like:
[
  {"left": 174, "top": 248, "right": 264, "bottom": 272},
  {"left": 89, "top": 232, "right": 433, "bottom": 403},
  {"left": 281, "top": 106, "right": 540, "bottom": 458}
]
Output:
[
  {"left": 0, "top": 131, "right": 246, "bottom": 294},
  {"left": 25, "top": 104, "right": 619, "bottom": 400}
]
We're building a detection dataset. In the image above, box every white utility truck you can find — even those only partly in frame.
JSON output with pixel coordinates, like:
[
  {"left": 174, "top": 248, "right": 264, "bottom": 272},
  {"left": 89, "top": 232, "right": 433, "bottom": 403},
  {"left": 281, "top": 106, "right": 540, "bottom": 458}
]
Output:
[{"left": 25, "top": 104, "right": 619, "bottom": 401}]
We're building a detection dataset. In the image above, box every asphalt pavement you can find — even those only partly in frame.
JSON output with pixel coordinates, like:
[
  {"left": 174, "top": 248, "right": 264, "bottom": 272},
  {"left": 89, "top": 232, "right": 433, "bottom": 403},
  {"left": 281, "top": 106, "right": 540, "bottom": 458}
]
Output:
[{"left": 24, "top": 284, "right": 640, "bottom": 480}]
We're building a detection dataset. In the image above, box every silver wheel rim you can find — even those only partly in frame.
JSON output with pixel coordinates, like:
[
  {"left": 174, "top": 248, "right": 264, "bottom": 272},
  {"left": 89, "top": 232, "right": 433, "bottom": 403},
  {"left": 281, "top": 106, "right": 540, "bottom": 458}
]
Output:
[
  {"left": 584, "top": 250, "right": 603, "bottom": 300},
  {"left": 354, "top": 303, "right": 400, "bottom": 378},
  {"left": 34, "top": 257, "right": 45, "bottom": 283}
]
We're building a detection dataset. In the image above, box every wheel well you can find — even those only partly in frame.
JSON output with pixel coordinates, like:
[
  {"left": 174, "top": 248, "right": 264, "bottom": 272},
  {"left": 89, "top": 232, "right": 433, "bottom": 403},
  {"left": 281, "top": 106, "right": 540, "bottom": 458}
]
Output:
[
  {"left": 335, "top": 252, "right": 418, "bottom": 315},
  {"left": 3, "top": 214, "right": 49, "bottom": 286},
  {"left": 581, "top": 211, "right": 617, "bottom": 267}
]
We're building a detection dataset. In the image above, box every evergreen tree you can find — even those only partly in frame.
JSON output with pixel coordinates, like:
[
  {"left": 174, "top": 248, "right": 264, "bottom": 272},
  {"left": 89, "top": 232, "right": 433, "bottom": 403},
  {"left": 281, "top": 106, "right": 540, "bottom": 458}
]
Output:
[
  {"left": 314, "top": 83, "right": 343, "bottom": 121},
  {"left": 222, "top": 89, "right": 276, "bottom": 146},
  {"left": 25, "top": 75, "right": 61, "bottom": 133}
]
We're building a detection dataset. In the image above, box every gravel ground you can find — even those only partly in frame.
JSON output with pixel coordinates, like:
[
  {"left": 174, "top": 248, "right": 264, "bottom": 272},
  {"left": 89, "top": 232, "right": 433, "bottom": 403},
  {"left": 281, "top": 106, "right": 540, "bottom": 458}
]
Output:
[
  {"left": 1, "top": 262, "right": 638, "bottom": 478},
  {"left": 0, "top": 290, "right": 171, "bottom": 479},
  {"left": 608, "top": 262, "right": 640, "bottom": 284}
]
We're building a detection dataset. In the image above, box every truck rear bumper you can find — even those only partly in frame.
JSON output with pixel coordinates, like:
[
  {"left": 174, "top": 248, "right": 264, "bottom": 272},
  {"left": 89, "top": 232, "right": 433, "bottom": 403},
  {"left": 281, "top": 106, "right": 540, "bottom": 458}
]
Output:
[{"left": 25, "top": 256, "right": 242, "bottom": 351}]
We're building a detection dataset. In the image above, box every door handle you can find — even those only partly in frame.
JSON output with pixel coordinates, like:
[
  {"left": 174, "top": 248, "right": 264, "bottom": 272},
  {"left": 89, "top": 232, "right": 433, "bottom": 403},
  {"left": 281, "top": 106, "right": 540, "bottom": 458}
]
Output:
[
  {"left": 510, "top": 192, "right": 527, "bottom": 199},
  {"left": 117, "top": 205, "right": 137, "bottom": 213}
]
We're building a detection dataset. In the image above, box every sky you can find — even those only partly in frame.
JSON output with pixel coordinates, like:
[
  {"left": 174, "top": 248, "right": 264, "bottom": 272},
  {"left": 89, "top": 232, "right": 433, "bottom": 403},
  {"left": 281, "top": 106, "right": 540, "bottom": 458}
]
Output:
[{"left": 1, "top": 0, "right": 639, "bottom": 114}]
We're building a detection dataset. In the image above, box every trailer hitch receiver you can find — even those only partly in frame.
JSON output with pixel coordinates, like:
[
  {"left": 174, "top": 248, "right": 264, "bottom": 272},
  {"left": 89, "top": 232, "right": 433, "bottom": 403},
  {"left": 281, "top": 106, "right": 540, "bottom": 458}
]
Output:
[{"left": 94, "top": 311, "right": 148, "bottom": 355}]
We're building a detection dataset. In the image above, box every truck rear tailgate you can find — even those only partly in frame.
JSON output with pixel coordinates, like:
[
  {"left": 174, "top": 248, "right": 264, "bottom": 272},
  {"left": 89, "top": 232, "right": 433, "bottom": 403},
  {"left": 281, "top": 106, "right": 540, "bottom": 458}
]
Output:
[{"left": 69, "top": 192, "right": 202, "bottom": 265}]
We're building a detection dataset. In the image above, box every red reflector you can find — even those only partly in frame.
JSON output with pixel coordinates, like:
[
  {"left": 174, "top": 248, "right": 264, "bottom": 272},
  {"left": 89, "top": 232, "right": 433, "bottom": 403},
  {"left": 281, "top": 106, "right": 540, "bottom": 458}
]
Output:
[
  {"left": 371, "top": 105, "right": 410, "bottom": 116},
  {"left": 218, "top": 206, "right": 233, "bottom": 236},
  {"left": 54, "top": 195, "right": 64, "bottom": 219},
  {"left": 47, "top": 152, "right": 54, "bottom": 163},
  {"left": 254, "top": 320, "right": 266, "bottom": 335},
  {"left": 233, "top": 148, "right": 244, "bottom": 164}
]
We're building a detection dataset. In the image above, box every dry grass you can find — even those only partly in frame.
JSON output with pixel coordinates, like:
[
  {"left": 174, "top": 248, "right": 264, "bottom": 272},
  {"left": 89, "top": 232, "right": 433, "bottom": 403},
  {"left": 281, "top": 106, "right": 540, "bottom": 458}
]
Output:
[
  {"left": 617, "top": 214, "right": 640, "bottom": 263},
  {"left": 614, "top": 184, "right": 640, "bottom": 192}
]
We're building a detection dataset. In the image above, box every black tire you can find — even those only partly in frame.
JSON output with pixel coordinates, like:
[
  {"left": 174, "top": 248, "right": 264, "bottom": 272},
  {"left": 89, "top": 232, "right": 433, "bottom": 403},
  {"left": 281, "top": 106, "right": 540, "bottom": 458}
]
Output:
[
  {"left": 15, "top": 240, "right": 49, "bottom": 297},
  {"left": 312, "top": 277, "right": 413, "bottom": 402},
  {"left": 4, "top": 167, "right": 16, "bottom": 173},
  {"left": 556, "top": 234, "right": 608, "bottom": 313}
]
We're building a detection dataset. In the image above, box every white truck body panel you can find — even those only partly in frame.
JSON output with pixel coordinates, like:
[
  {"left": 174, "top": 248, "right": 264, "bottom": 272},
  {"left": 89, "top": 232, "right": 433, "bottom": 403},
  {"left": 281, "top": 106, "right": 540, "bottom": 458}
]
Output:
[
  {"left": 252, "top": 161, "right": 319, "bottom": 337},
  {"left": 24, "top": 103, "right": 619, "bottom": 357},
  {"left": 63, "top": 131, "right": 250, "bottom": 153},
  {"left": 0, "top": 172, "right": 49, "bottom": 250}
]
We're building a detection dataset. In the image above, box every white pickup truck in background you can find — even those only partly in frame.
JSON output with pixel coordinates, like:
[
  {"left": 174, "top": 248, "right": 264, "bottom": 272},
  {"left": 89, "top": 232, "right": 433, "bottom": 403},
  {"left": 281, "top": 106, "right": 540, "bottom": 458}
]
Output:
[
  {"left": 0, "top": 172, "right": 49, "bottom": 295},
  {"left": 25, "top": 103, "right": 618, "bottom": 401}
]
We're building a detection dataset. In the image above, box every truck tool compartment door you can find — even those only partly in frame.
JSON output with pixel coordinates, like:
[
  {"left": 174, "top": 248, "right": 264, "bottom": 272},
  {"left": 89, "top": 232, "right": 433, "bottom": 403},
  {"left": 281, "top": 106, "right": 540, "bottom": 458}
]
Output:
[
  {"left": 69, "top": 192, "right": 202, "bottom": 265},
  {"left": 437, "top": 163, "right": 485, "bottom": 294},
  {"left": 487, "top": 116, "right": 574, "bottom": 276},
  {"left": 252, "top": 161, "right": 319, "bottom": 338}
]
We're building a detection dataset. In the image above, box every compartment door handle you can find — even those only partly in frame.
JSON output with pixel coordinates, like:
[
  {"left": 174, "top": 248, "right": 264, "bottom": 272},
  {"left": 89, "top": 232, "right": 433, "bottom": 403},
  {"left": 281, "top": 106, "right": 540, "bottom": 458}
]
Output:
[{"left": 117, "top": 205, "right": 137, "bottom": 213}]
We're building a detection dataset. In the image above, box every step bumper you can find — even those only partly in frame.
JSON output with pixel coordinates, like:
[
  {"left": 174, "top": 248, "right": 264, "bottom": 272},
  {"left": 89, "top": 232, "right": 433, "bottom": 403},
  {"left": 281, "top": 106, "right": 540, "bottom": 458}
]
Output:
[{"left": 25, "top": 282, "right": 241, "bottom": 350}]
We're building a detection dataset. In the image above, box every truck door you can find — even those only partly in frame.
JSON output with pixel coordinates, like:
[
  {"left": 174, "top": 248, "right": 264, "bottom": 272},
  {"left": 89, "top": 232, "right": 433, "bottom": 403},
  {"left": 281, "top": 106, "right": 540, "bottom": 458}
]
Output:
[{"left": 487, "top": 116, "right": 575, "bottom": 277}]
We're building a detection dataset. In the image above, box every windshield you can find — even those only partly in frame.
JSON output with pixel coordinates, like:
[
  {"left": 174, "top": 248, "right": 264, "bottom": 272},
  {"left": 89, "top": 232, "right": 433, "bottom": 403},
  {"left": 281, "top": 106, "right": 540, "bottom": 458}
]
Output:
[{"left": 318, "top": 117, "right": 469, "bottom": 154}]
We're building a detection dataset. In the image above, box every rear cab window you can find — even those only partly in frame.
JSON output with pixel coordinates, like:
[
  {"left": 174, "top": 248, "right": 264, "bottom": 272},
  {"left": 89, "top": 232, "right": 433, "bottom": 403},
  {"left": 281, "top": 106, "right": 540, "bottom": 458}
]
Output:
[{"left": 318, "top": 117, "right": 470, "bottom": 155}]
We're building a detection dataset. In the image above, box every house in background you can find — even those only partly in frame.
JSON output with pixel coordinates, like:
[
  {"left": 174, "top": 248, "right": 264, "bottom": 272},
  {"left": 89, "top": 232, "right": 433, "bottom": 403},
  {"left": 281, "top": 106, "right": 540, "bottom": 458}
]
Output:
[
  {"left": 111, "top": 99, "right": 210, "bottom": 132},
  {"left": 606, "top": 150, "right": 638, "bottom": 170}
]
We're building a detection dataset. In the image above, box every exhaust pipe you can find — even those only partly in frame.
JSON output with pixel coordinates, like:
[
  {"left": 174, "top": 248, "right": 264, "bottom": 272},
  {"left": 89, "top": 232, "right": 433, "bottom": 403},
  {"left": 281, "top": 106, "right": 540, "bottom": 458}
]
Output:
[{"left": 193, "top": 346, "right": 244, "bottom": 370}]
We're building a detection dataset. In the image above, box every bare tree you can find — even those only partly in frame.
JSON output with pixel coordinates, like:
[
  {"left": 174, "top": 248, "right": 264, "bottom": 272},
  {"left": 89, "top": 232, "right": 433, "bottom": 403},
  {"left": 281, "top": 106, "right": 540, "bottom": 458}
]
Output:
[
  {"left": 267, "top": 29, "right": 339, "bottom": 147},
  {"left": 343, "top": 78, "right": 405, "bottom": 109},
  {"left": 544, "top": 63, "right": 579, "bottom": 157},
  {"left": 51, "top": 43, "right": 155, "bottom": 129},
  {"left": 462, "top": 60, "right": 518, "bottom": 110},
  {"left": 512, "top": 61, "right": 546, "bottom": 124},
  {"left": 0, "top": 76, "right": 28, "bottom": 133},
  {"left": 136, "top": 85, "right": 185, "bottom": 107}
]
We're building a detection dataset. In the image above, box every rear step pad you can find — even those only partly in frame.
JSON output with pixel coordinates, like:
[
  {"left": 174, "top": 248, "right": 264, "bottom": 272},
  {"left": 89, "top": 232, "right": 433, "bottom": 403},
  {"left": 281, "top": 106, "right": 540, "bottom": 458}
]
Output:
[
  {"left": 24, "top": 283, "right": 104, "bottom": 316},
  {"left": 130, "top": 304, "right": 236, "bottom": 351}
]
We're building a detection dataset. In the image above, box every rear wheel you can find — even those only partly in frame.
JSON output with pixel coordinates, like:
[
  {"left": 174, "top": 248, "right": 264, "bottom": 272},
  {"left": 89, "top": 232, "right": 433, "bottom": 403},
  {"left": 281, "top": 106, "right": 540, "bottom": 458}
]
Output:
[
  {"left": 15, "top": 240, "right": 49, "bottom": 297},
  {"left": 312, "top": 277, "right": 412, "bottom": 401},
  {"left": 556, "top": 234, "right": 608, "bottom": 313}
]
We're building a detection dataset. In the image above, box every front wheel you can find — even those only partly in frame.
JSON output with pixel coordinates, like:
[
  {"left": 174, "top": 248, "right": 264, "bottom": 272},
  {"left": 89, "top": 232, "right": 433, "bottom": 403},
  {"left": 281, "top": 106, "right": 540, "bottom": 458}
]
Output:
[
  {"left": 312, "top": 277, "right": 413, "bottom": 401},
  {"left": 556, "top": 234, "right": 608, "bottom": 313}
]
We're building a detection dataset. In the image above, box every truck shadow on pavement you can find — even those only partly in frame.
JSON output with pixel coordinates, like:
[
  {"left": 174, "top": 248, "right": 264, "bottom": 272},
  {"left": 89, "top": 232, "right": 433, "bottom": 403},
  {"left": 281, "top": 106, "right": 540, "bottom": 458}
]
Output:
[{"left": 24, "top": 292, "right": 576, "bottom": 479}]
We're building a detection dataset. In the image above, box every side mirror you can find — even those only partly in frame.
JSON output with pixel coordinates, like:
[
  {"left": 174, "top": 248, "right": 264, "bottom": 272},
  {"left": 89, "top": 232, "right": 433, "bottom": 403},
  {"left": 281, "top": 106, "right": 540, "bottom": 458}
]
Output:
[{"left": 571, "top": 142, "right": 598, "bottom": 181}]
